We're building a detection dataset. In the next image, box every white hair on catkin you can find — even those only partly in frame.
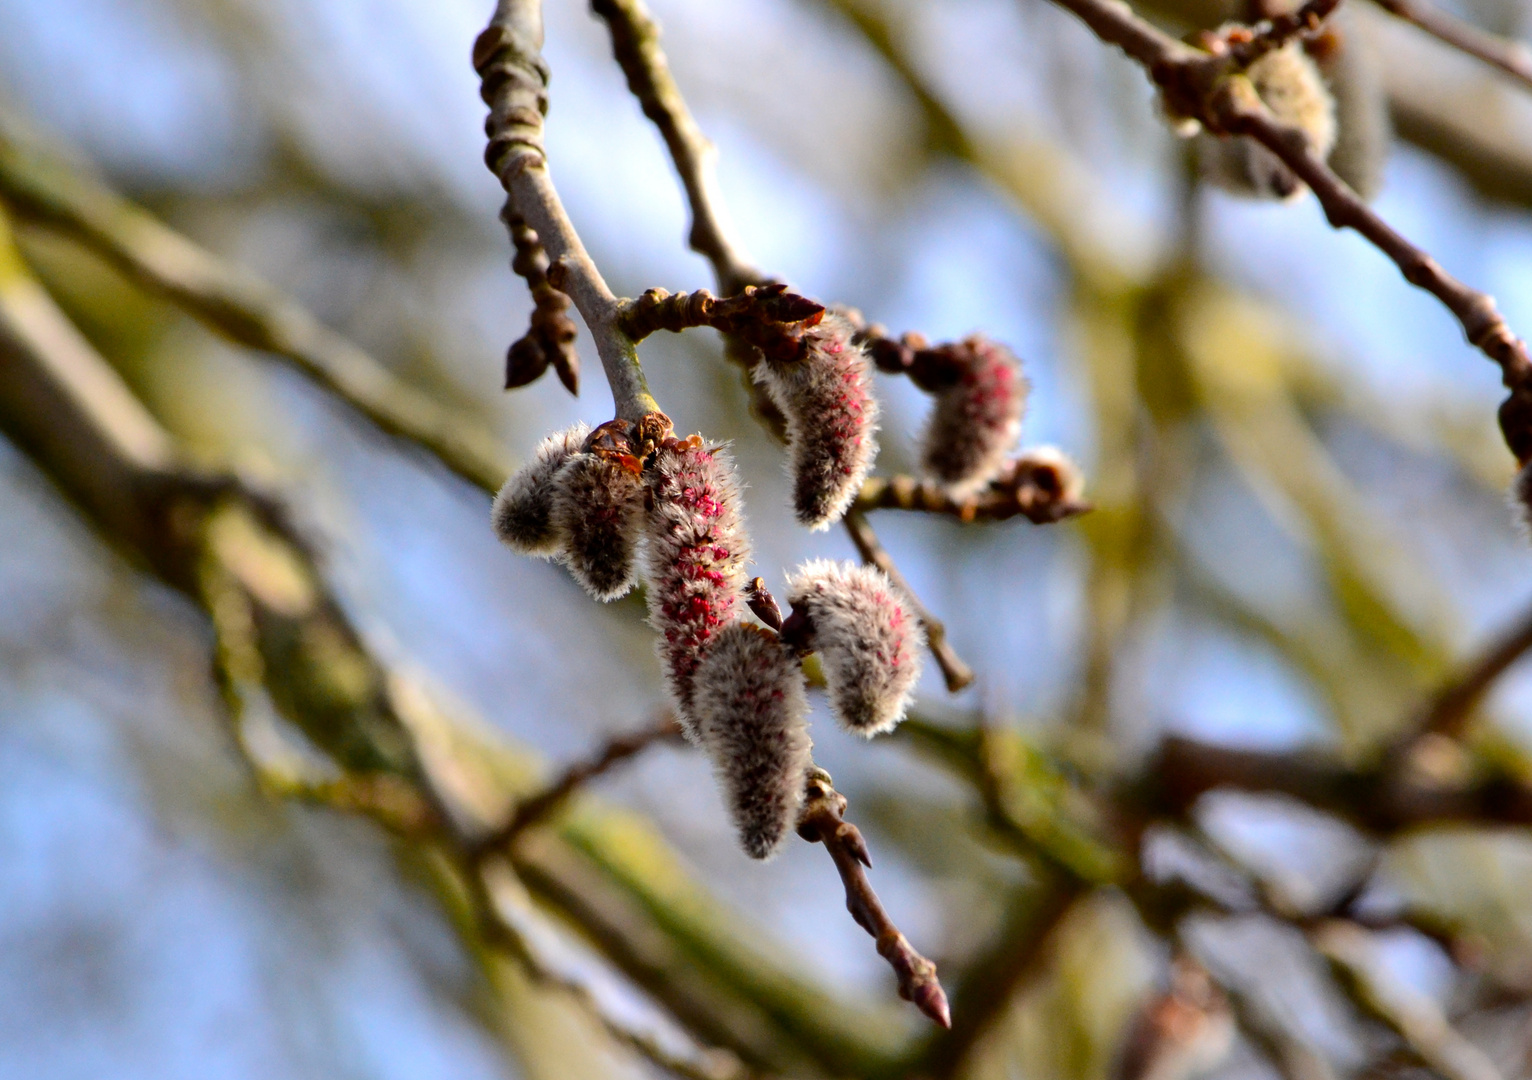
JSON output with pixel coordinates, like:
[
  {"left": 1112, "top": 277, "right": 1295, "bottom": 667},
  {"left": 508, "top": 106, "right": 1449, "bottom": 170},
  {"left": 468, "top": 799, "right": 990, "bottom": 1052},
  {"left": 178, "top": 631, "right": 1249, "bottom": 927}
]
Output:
[
  {"left": 642, "top": 437, "right": 751, "bottom": 740},
  {"left": 919, "top": 336, "right": 1027, "bottom": 498},
  {"left": 752, "top": 314, "right": 879, "bottom": 531},
  {"left": 491, "top": 423, "right": 589, "bottom": 557},
  {"left": 1197, "top": 41, "right": 1336, "bottom": 201},
  {"left": 692, "top": 622, "right": 813, "bottom": 860},
  {"left": 549, "top": 450, "right": 646, "bottom": 601},
  {"left": 786, "top": 559, "right": 924, "bottom": 737}
]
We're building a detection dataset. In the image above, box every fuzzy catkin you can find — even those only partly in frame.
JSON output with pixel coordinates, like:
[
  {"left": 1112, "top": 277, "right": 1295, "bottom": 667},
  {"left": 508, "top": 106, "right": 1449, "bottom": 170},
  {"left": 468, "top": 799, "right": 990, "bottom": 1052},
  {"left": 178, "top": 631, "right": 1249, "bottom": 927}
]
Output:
[
  {"left": 786, "top": 559, "right": 924, "bottom": 737},
  {"left": 550, "top": 449, "right": 646, "bottom": 601},
  {"left": 752, "top": 314, "right": 879, "bottom": 531},
  {"left": 692, "top": 622, "right": 813, "bottom": 859},
  {"left": 1198, "top": 42, "right": 1337, "bottom": 201},
  {"left": 491, "top": 423, "right": 589, "bottom": 556},
  {"left": 1317, "top": 21, "right": 1390, "bottom": 202},
  {"left": 920, "top": 336, "right": 1027, "bottom": 498},
  {"left": 643, "top": 437, "right": 751, "bottom": 738}
]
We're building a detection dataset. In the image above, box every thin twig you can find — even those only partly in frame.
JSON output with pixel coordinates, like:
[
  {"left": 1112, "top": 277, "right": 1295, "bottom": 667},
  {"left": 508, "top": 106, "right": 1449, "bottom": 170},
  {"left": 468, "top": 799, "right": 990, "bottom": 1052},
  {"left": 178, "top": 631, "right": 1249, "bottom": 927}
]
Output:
[
  {"left": 1369, "top": 0, "right": 1532, "bottom": 94},
  {"left": 1038, "top": 0, "right": 1532, "bottom": 459},
  {"left": 588, "top": 0, "right": 764, "bottom": 295},
  {"left": 474, "top": 716, "right": 683, "bottom": 855},
  {"left": 796, "top": 768, "right": 951, "bottom": 1029},
  {"left": 856, "top": 456, "right": 1092, "bottom": 525},
  {"left": 1406, "top": 601, "right": 1532, "bottom": 742},
  {"left": 843, "top": 508, "right": 976, "bottom": 691},
  {"left": 476, "top": 0, "right": 658, "bottom": 421}
]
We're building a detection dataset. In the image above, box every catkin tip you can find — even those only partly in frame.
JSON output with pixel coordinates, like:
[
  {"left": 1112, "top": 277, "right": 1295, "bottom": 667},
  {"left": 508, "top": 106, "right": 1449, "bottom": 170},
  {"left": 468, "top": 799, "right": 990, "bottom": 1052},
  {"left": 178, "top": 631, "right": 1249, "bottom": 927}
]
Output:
[{"left": 491, "top": 423, "right": 589, "bottom": 557}]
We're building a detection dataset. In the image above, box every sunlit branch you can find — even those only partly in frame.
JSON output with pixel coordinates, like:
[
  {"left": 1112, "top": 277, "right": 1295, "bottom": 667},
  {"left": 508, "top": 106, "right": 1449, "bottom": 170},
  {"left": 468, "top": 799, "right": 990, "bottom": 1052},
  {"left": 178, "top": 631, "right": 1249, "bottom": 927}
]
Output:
[
  {"left": 589, "top": 0, "right": 764, "bottom": 295},
  {"left": 476, "top": 0, "right": 658, "bottom": 420}
]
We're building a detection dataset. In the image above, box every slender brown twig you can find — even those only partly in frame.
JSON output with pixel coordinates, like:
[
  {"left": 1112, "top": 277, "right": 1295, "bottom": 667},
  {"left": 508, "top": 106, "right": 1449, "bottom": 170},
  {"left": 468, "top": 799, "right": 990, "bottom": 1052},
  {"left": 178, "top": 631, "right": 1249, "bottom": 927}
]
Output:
[
  {"left": 1038, "top": 0, "right": 1532, "bottom": 460},
  {"left": 476, "top": 0, "right": 658, "bottom": 421},
  {"left": 1405, "top": 601, "right": 1532, "bottom": 742},
  {"left": 796, "top": 768, "right": 951, "bottom": 1029},
  {"left": 856, "top": 456, "right": 1092, "bottom": 525},
  {"left": 843, "top": 509, "right": 976, "bottom": 691},
  {"left": 588, "top": 0, "right": 764, "bottom": 295},
  {"left": 474, "top": 717, "right": 684, "bottom": 855},
  {"left": 1369, "top": 0, "right": 1532, "bottom": 94}
]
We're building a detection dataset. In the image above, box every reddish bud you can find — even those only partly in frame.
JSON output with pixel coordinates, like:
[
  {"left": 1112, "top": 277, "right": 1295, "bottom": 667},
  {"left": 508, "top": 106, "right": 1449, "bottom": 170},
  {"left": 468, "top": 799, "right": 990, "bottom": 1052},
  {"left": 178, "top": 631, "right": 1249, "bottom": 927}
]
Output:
[
  {"left": 692, "top": 623, "right": 813, "bottom": 859},
  {"left": 920, "top": 336, "right": 1027, "bottom": 498},
  {"left": 786, "top": 560, "right": 924, "bottom": 737},
  {"left": 643, "top": 436, "right": 751, "bottom": 738},
  {"left": 753, "top": 314, "right": 880, "bottom": 531},
  {"left": 491, "top": 423, "right": 589, "bottom": 556}
]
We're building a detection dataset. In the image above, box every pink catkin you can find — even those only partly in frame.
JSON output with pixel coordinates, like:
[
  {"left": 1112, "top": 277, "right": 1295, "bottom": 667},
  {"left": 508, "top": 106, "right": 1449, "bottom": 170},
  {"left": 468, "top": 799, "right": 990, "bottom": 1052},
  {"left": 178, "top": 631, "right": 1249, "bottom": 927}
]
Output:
[
  {"left": 787, "top": 559, "right": 924, "bottom": 737},
  {"left": 643, "top": 436, "right": 751, "bottom": 740},
  {"left": 753, "top": 314, "right": 879, "bottom": 531},
  {"left": 691, "top": 622, "right": 813, "bottom": 859},
  {"left": 920, "top": 336, "right": 1027, "bottom": 499}
]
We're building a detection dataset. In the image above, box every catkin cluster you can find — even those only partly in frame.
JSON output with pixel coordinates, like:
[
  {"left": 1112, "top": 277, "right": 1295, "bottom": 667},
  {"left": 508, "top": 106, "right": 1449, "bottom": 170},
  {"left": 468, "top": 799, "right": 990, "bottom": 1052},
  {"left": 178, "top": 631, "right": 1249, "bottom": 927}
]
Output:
[
  {"left": 752, "top": 313, "right": 880, "bottom": 531},
  {"left": 493, "top": 416, "right": 931, "bottom": 860}
]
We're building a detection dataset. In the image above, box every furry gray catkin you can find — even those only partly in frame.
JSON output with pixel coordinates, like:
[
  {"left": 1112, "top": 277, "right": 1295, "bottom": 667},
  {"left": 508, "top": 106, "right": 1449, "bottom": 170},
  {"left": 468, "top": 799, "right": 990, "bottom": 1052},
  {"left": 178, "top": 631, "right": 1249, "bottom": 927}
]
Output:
[
  {"left": 786, "top": 559, "right": 924, "bottom": 737},
  {"left": 1198, "top": 41, "right": 1337, "bottom": 201},
  {"left": 549, "top": 445, "right": 647, "bottom": 601},
  {"left": 919, "top": 336, "right": 1027, "bottom": 498},
  {"left": 692, "top": 622, "right": 813, "bottom": 859},
  {"left": 491, "top": 423, "right": 589, "bottom": 556},
  {"left": 643, "top": 435, "right": 751, "bottom": 738},
  {"left": 752, "top": 314, "right": 879, "bottom": 531}
]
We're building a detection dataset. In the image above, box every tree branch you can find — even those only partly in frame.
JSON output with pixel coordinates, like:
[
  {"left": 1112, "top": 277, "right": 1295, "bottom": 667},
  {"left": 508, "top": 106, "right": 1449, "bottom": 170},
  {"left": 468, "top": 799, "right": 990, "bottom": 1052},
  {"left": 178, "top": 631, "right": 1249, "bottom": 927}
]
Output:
[
  {"left": 1368, "top": 0, "right": 1532, "bottom": 94},
  {"left": 588, "top": 0, "right": 764, "bottom": 295},
  {"left": 856, "top": 454, "right": 1092, "bottom": 524},
  {"left": 796, "top": 768, "right": 951, "bottom": 1029},
  {"left": 1038, "top": 0, "right": 1532, "bottom": 459},
  {"left": 1404, "top": 600, "right": 1532, "bottom": 743},
  {"left": 476, "top": 0, "right": 658, "bottom": 421}
]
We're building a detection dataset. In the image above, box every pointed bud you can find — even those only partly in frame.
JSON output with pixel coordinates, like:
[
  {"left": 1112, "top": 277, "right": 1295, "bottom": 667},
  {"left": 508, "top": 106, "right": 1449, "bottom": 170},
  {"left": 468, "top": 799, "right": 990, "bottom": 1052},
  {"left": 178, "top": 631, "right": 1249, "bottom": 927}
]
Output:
[
  {"left": 692, "top": 622, "right": 813, "bottom": 859},
  {"left": 1198, "top": 41, "right": 1336, "bottom": 201},
  {"left": 551, "top": 442, "right": 646, "bottom": 602},
  {"left": 919, "top": 336, "right": 1028, "bottom": 498},
  {"left": 753, "top": 314, "right": 880, "bottom": 531},
  {"left": 786, "top": 560, "right": 924, "bottom": 737},
  {"left": 643, "top": 436, "right": 751, "bottom": 737},
  {"left": 491, "top": 423, "right": 589, "bottom": 556}
]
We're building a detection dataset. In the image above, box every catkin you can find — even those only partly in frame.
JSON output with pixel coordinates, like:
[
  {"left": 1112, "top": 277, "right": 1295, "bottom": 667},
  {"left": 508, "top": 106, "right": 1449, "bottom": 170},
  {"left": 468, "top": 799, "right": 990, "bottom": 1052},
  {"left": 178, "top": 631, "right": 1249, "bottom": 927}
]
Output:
[
  {"left": 692, "top": 622, "right": 813, "bottom": 859},
  {"left": 919, "top": 336, "right": 1027, "bottom": 498},
  {"left": 1198, "top": 41, "right": 1337, "bottom": 201},
  {"left": 752, "top": 314, "right": 880, "bottom": 531},
  {"left": 786, "top": 559, "right": 924, "bottom": 737},
  {"left": 491, "top": 423, "right": 589, "bottom": 556},
  {"left": 643, "top": 436, "right": 751, "bottom": 738},
  {"left": 549, "top": 447, "right": 647, "bottom": 601}
]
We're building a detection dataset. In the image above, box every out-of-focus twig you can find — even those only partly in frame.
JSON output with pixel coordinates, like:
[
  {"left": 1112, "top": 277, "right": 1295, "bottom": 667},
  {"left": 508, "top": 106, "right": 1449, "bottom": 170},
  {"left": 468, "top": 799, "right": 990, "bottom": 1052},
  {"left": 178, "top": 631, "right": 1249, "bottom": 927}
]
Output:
[
  {"left": 588, "top": 0, "right": 763, "bottom": 295},
  {"left": 1402, "top": 600, "right": 1532, "bottom": 743},
  {"left": 843, "top": 508, "right": 975, "bottom": 691},
  {"left": 1368, "top": 0, "right": 1532, "bottom": 94},
  {"left": 0, "top": 125, "right": 511, "bottom": 494},
  {"left": 474, "top": 716, "right": 683, "bottom": 854},
  {"left": 796, "top": 768, "right": 951, "bottom": 1029},
  {"left": 1037, "top": 0, "right": 1532, "bottom": 461}
]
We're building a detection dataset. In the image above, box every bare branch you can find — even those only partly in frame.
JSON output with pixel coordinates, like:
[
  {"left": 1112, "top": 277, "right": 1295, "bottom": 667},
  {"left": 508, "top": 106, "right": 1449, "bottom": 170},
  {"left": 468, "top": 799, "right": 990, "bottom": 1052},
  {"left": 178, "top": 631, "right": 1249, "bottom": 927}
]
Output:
[
  {"left": 1037, "top": 0, "right": 1532, "bottom": 459},
  {"left": 476, "top": 0, "right": 658, "bottom": 421},
  {"left": 796, "top": 768, "right": 951, "bottom": 1029},
  {"left": 473, "top": 717, "right": 683, "bottom": 854},
  {"left": 843, "top": 508, "right": 976, "bottom": 691},
  {"left": 1405, "top": 601, "right": 1532, "bottom": 742},
  {"left": 1368, "top": 0, "right": 1532, "bottom": 94}
]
